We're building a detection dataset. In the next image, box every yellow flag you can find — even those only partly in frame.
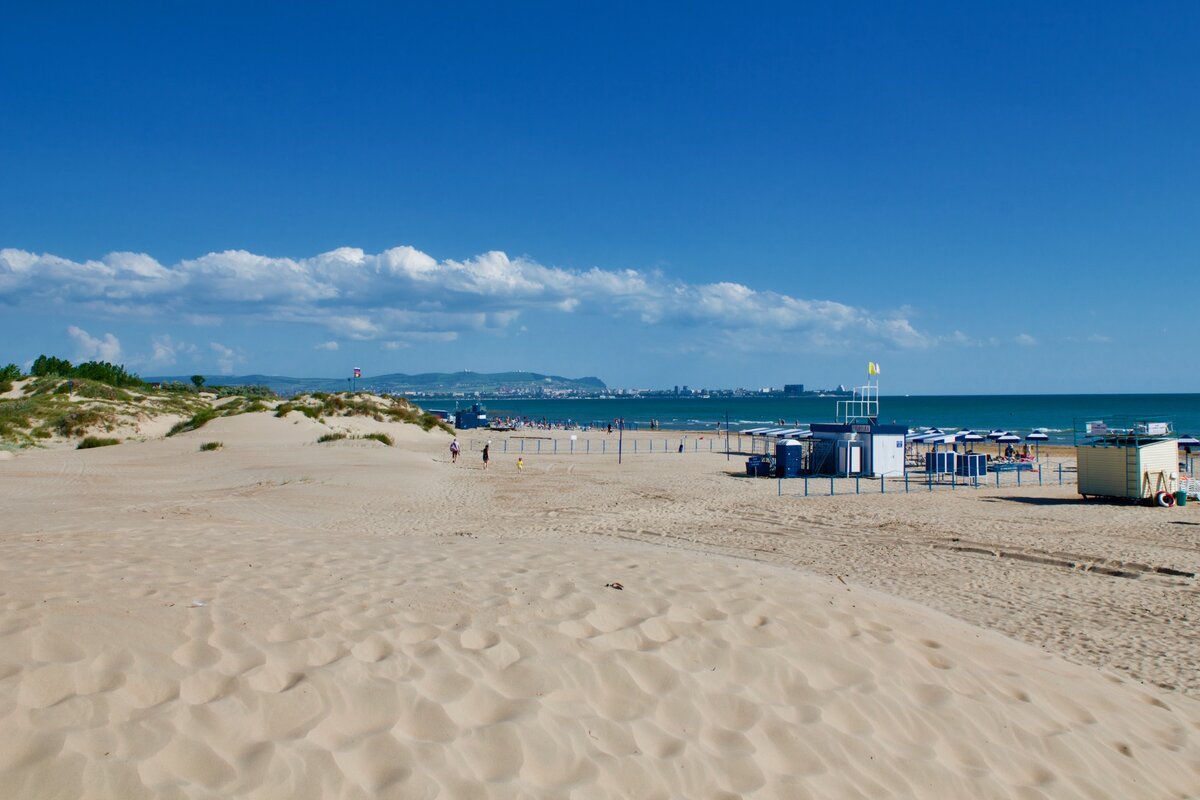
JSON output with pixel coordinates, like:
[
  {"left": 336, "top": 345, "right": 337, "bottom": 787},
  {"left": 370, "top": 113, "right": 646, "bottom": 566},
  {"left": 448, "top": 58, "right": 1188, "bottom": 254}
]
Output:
[{"left": 868, "top": 361, "right": 880, "bottom": 376}]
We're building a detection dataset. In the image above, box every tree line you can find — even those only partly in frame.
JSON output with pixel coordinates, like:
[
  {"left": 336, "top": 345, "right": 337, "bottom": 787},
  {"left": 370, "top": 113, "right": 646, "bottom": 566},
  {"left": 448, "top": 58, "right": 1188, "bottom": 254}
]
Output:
[{"left": 24, "top": 355, "right": 146, "bottom": 388}]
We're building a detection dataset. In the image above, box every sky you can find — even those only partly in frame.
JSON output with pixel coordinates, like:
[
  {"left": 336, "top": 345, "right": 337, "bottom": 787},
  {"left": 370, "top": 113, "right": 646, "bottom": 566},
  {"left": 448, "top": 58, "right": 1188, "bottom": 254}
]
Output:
[{"left": 1, "top": 2, "right": 1197, "bottom": 393}]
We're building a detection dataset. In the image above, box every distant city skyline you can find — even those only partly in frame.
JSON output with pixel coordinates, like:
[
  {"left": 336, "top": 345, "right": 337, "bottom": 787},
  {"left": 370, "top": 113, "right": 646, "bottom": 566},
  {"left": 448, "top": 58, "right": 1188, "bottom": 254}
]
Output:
[{"left": 2, "top": 4, "right": 1197, "bottom": 394}]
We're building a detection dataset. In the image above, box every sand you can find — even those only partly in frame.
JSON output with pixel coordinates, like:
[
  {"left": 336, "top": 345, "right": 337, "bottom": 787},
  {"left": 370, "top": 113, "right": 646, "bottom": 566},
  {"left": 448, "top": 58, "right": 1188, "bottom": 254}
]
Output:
[{"left": 1, "top": 413, "right": 1198, "bottom": 798}]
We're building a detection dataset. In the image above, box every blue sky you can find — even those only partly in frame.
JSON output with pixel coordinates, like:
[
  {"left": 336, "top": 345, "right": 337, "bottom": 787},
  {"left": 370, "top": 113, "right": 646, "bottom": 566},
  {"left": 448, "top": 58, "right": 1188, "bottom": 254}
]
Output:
[{"left": 1, "top": 2, "right": 1197, "bottom": 393}]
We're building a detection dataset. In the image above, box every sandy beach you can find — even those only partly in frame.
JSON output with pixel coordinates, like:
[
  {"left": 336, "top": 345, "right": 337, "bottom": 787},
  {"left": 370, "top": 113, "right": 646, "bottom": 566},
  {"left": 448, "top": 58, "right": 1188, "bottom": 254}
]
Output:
[{"left": 2, "top": 410, "right": 1198, "bottom": 798}]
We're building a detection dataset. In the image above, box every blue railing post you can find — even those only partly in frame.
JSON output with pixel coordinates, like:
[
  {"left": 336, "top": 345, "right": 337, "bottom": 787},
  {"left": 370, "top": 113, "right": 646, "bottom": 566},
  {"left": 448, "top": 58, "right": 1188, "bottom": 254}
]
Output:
[
  {"left": 905, "top": 471, "right": 909, "bottom": 493},
  {"left": 1059, "top": 463, "right": 1063, "bottom": 485},
  {"left": 855, "top": 476, "right": 860, "bottom": 495},
  {"left": 1017, "top": 468, "right": 1021, "bottom": 486},
  {"left": 995, "top": 470, "right": 1000, "bottom": 488},
  {"left": 881, "top": 476, "right": 885, "bottom": 494},
  {"left": 538, "top": 440, "right": 542, "bottom": 454},
  {"left": 830, "top": 476, "right": 835, "bottom": 496},
  {"left": 1039, "top": 466, "right": 1042, "bottom": 486},
  {"left": 804, "top": 476, "right": 809, "bottom": 497},
  {"left": 554, "top": 440, "right": 558, "bottom": 454},
  {"left": 777, "top": 477, "right": 781, "bottom": 496},
  {"left": 504, "top": 440, "right": 508, "bottom": 453}
]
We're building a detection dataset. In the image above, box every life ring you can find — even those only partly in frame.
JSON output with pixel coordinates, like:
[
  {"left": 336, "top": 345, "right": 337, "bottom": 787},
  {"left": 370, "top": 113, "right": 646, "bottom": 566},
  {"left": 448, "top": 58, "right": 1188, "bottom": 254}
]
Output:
[{"left": 1155, "top": 491, "right": 1176, "bottom": 508}]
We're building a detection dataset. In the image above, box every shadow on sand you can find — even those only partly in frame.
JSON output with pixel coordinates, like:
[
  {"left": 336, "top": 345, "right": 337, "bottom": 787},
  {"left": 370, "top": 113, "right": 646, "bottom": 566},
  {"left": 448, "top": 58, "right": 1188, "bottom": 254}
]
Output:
[{"left": 979, "top": 496, "right": 1126, "bottom": 507}]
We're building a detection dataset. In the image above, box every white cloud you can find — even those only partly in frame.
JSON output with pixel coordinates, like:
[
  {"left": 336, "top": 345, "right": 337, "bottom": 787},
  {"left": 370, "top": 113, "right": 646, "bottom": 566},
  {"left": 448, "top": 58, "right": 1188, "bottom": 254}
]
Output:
[
  {"left": 210, "top": 342, "right": 243, "bottom": 374},
  {"left": 1015, "top": 333, "right": 1037, "bottom": 346},
  {"left": 314, "top": 340, "right": 339, "bottom": 351},
  {"left": 67, "top": 325, "right": 122, "bottom": 362},
  {"left": 2, "top": 245, "right": 931, "bottom": 352},
  {"left": 944, "top": 330, "right": 980, "bottom": 347},
  {"left": 148, "top": 334, "right": 197, "bottom": 367},
  {"left": 1064, "top": 333, "right": 1111, "bottom": 344}
]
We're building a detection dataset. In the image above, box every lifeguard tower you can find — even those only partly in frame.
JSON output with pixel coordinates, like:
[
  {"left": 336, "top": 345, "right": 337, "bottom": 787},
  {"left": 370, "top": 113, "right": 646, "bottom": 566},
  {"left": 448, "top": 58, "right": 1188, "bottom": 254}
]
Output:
[
  {"left": 802, "top": 364, "right": 906, "bottom": 477},
  {"left": 1075, "top": 416, "right": 1179, "bottom": 503}
]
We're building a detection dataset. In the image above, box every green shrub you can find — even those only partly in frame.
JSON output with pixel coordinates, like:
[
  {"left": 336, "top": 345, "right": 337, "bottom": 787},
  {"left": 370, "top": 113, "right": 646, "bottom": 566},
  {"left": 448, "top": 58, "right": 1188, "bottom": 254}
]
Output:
[
  {"left": 214, "top": 384, "right": 275, "bottom": 399},
  {"left": 69, "top": 380, "right": 131, "bottom": 401},
  {"left": 0, "top": 381, "right": 11, "bottom": 395},
  {"left": 273, "top": 403, "right": 294, "bottom": 418},
  {"left": 167, "top": 408, "right": 217, "bottom": 436},
  {"left": 317, "top": 432, "right": 347, "bottom": 443},
  {"left": 158, "top": 382, "right": 199, "bottom": 394},
  {"left": 243, "top": 400, "right": 268, "bottom": 413},
  {"left": 0, "top": 363, "right": 21, "bottom": 382},
  {"left": 78, "top": 436, "right": 120, "bottom": 449},
  {"left": 360, "top": 432, "right": 393, "bottom": 446},
  {"left": 55, "top": 408, "right": 112, "bottom": 437},
  {"left": 199, "top": 441, "right": 222, "bottom": 451}
]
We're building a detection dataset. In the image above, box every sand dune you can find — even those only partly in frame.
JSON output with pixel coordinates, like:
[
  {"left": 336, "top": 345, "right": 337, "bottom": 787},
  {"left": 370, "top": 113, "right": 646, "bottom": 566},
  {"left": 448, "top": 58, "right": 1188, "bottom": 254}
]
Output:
[{"left": 1, "top": 415, "right": 1198, "bottom": 798}]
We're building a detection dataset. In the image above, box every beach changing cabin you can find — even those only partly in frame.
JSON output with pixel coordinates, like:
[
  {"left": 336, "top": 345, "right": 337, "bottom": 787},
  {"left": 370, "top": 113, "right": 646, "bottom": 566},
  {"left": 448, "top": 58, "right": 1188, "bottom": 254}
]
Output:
[
  {"left": 1076, "top": 419, "right": 1178, "bottom": 501},
  {"left": 806, "top": 423, "right": 908, "bottom": 477},
  {"left": 453, "top": 404, "right": 489, "bottom": 430}
]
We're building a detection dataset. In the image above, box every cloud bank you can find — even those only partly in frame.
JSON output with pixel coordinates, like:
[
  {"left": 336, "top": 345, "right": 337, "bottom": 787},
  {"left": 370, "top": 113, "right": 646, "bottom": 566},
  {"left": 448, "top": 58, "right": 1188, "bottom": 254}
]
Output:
[
  {"left": 67, "top": 325, "right": 122, "bottom": 362},
  {"left": 0, "top": 246, "right": 928, "bottom": 350}
]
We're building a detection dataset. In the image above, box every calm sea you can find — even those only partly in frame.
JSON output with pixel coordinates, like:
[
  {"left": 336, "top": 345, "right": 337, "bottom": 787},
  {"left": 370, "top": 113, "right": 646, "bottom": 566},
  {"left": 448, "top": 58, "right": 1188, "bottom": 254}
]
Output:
[{"left": 425, "top": 395, "right": 1200, "bottom": 443}]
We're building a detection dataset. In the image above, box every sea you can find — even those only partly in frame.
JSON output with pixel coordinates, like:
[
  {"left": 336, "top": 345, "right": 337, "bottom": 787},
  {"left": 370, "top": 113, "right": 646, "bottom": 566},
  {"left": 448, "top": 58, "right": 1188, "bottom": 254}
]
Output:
[{"left": 424, "top": 394, "right": 1200, "bottom": 444}]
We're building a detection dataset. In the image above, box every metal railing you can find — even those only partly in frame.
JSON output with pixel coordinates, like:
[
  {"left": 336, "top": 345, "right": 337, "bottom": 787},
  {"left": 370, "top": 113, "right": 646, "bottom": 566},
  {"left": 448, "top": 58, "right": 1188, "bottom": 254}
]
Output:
[{"left": 772, "top": 462, "right": 1078, "bottom": 497}]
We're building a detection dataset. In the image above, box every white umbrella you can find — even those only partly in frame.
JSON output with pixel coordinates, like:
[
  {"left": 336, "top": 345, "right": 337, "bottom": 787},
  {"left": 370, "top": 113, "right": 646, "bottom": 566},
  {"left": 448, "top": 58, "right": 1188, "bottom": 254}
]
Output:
[
  {"left": 1025, "top": 430, "right": 1049, "bottom": 458},
  {"left": 996, "top": 432, "right": 1021, "bottom": 457}
]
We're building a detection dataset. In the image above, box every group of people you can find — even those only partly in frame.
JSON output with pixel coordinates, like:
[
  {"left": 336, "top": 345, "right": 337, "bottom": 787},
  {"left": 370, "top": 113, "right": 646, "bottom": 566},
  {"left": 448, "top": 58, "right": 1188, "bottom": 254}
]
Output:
[{"left": 489, "top": 416, "right": 585, "bottom": 432}]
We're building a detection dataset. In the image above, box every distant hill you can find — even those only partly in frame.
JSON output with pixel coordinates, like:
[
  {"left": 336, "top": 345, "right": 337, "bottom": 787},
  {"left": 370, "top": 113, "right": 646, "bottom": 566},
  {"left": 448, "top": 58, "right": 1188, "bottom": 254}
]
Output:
[{"left": 145, "top": 370, "right": 607, "bottom": 395}]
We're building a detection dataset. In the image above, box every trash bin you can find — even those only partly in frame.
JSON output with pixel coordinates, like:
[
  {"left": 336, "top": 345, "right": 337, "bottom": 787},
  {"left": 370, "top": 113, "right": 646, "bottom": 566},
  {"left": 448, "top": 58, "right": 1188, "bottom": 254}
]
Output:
[{"left": 1175, "top": 490, "right": 1188, "bottom": 507}]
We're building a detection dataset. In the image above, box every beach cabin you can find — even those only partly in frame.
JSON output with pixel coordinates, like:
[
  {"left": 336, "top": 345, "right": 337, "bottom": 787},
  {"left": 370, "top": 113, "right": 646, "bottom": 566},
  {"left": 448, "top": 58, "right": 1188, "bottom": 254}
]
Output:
[
  {"left": 1076, "top": 418, "right": 1179, "bottom": 502},
  {"left": 453, "top": 404, "right": 489, "bottom": 430},
  {"left": 805, "top": 423, "right": 908, "bottom": 477}
]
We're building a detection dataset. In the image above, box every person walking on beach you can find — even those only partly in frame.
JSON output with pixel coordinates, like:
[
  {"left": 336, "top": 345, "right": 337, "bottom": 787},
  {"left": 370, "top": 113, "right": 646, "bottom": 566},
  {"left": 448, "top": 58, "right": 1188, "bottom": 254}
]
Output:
[
  {"left": 517, "top": 457, "right": 524, "bottom": 473},
  {"left": 482, "top": 443, "right": 490, "bottom": 470},
  {"left": 449, "top": 438, "right": 460, "bottom": 464}
]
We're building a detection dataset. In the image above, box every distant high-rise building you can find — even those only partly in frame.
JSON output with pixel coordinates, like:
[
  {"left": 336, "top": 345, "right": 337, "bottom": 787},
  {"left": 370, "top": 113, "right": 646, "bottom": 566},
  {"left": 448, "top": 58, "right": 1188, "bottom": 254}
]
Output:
[{"left": 783, "top": 384, "right": 805, "bottom": 397}]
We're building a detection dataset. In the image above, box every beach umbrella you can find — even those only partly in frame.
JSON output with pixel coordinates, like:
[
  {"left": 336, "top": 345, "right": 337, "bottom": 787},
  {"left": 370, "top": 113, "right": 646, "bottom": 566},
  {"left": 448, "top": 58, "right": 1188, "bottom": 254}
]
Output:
[
  {"left": 987, "top": 430, "right": 1006, "bottom": 441},
  {"left": 1180, "top": 435, "right": 1200, "bottom": 474},
  {"left": 996, "top": 432, "right": 1020, "bottom": 456},
  {"left": 960, "top": 431, "right": 985, "bottom": 452},
  {"left": 1025, "top": 430, "right": 1049, "bottom": 458}
]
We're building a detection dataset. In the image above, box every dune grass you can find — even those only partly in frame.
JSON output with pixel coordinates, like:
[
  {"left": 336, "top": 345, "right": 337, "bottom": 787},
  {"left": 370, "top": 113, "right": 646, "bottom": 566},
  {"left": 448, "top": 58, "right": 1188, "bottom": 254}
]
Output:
[
  {"left": 274, "top": 402, "right": 322, "bottom": 421},
  {"left": 167, "top": 408, "right": 218, "bottom": 437},
  {"left": 286, "top": 392, "right": 453, "bottom": 434},
  {"left": 359, "top": 432, "right": 393, "bottom": 446},
  {"left": 77, "top": 436, "right": 120, "bottom": 449},
  {"left": 199, "top": 441, "right": 223, "bottom": 451},
  {"left": 317, "top": 432, "right": 347, "bottom": 443}
]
